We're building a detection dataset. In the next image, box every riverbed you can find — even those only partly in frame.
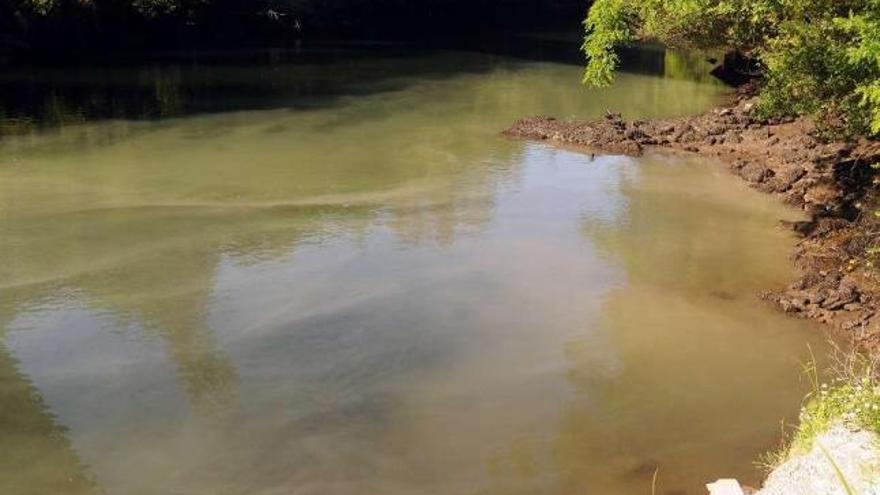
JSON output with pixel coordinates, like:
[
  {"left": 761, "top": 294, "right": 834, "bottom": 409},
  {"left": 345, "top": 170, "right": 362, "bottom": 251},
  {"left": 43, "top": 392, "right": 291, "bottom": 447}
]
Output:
[{"left": 0, "top": 45, "right": 829, "bottom": 494}]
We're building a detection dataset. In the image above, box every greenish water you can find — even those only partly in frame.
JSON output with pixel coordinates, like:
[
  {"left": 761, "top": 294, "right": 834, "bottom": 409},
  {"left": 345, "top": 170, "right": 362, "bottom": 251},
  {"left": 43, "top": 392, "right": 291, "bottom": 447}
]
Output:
[{"left": 0, "top": 48, "right": 827, "bottom": 494}]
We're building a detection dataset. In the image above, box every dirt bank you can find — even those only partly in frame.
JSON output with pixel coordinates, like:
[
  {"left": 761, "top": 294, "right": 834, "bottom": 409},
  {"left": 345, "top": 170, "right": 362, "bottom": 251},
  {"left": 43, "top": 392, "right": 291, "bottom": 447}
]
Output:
[{"left": 504, "top": 87, "right": 880, "bottom": 350}]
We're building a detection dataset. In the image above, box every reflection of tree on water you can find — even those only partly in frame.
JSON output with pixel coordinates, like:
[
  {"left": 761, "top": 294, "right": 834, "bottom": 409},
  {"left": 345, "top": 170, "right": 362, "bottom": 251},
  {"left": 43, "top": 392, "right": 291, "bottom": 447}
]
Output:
[
  {"left": 617, "top": 44, "right": 722, "bottom": 85},
  {"left": 0, "top": 207, "right": 244, "bottom": 419},
  {"left": 142, "top": 66, "right": 184, "bottom": 118},
  {"left": 472, "top": 153, "right": 828, "bottom": 495},
  {"left": 0, "top": 127, "right": 511, "bottom": 494},
  {"left": 663, "top": 50, "right": 722, "bottom": 85},
  {"left": 103, "top": 241, "right": 238, "bottom": 418},
  {"left": 0, "top": 341, "right": 102, "bottom": 495},
  {"left": 0, "top": 205, "right": 364, "bottom": 420},
  {"left": 0, "top": 52, "right": 502, "bottom": 136},
  {"left": 548, "top": 154, "right": 826, "bottom": 493},
  {"left": 0, "top": 64, "right": 521, "bottom": 428},
  {"left": 0, "top": 55, "right": 728, "bottom": 493},
  {"left": 0, "top": 45, "right": 724, "bottom": 138}
]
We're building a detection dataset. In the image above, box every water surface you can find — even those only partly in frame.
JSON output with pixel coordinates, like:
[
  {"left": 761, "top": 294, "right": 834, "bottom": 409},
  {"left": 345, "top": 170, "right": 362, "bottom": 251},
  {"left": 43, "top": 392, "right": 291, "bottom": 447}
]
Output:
[{"left": 0, "top": 47, "right": 827, "bottom": 494}]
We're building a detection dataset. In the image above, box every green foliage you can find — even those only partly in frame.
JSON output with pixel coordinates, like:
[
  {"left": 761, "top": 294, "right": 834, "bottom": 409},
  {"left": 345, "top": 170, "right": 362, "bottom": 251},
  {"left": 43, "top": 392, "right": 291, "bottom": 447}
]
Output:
[
  {"left": 763, "top": 347, "right": 880, "bottom": 469},
  {"left": 16, "top": 0, "right": 226, "bottom": 19},
  {"left": 583, "top": 0, "right": 880, "bottom": 137},
  {"left": 841, "top": 5, "right": 880, "bottom": 134},
  {"left": 793, "top": 375, "right": 880, "bottom": 455},
  {"left": 581, "top": 0, "right": 636, "bottom": 86},
  {"left": 130, "top": 0, "right": 186, "bottom": 17}
]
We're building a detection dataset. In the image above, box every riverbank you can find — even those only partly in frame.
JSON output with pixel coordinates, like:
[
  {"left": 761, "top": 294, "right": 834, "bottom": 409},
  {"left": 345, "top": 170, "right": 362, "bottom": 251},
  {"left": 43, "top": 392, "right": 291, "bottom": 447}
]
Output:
[{"left": 504, "top": 85, "right": 880, "bottom": 351}]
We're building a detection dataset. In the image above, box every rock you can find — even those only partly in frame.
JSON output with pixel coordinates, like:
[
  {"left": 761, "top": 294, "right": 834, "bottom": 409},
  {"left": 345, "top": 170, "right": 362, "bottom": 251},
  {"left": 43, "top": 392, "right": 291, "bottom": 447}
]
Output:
[
  {"left": 822, "top": 281, "right": 859, "bottom": 310},
  {"left": 624, "top": 127, "right": 647, "bottom": 140},
  {"left": 776, "top": 219, "right": 814, "bottom": 236},
  {"left": 757, "top": 424, "right": 880, "bottom": 495},
  {"left": 803, "top": 183, "right": 841, "bottom": 209},
  {"left": 777, "top": 166, "right": 806, "bottom": 190},
  {"left": 672, "top": 126, "right": 693, "bottom": 142},
  {"left": 805, "top": 306, "right": 836, "bottom": 323},
  {"left": 741, "top": 163, "right": 774, "bottom": 183},
  {"left": 603, "top": 110, "right": 622, "bottom": 120},
  {"left": 779, "top": 296, "right": 807, "bottom": 312},
  {"left": 807, "top": 292, "right": 826, "bottom": 305},
  {"left": 839, "top": 311, "right": 871, "bottom": 331},
  {"left": 844, "top": 302, "right": 863, "bottom": 312},
  {"left": 766, "top": 168, "right": 806, "bottom": 193},
  {"left": 726, "top": 132, "right": 743, "bottom": 144}
]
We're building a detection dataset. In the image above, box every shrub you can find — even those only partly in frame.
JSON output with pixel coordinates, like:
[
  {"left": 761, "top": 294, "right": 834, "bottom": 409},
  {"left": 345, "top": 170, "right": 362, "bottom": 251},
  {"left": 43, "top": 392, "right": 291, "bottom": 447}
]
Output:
[
  {"left": 582, "top": 0, "right": 880, "bottom": 137},
  {"left": 761, "top": 345, "right": 880, "bottom": 470}
]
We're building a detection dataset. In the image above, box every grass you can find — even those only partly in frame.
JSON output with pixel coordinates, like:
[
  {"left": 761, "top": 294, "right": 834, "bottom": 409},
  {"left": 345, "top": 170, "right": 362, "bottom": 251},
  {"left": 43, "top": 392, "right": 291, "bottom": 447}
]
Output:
[
  {"left": 760, "top": 343, "right": 880, "bottom": 469},
  {"left": 818, "top": 442, "right": 859, "bottom": 495}
]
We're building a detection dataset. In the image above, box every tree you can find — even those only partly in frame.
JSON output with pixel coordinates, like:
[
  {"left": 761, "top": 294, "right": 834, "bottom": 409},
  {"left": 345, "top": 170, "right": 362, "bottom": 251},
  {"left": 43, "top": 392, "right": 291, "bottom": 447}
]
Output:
[{"left": 582, "top": 0, "right": 880, "bottom": 137}]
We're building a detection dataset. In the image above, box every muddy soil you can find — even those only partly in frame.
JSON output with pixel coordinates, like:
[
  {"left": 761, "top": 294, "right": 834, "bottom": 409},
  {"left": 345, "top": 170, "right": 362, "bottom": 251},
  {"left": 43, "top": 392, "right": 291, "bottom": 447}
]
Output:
[{"left": 504, "top": 87, "right": 880, "bottom": 350}]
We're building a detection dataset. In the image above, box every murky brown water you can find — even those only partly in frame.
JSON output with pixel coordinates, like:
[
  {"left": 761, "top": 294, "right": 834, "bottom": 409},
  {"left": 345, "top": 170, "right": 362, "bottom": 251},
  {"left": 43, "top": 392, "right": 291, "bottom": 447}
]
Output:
[{"left": 0, "top": 47, "right": 828, "bottom": 494}]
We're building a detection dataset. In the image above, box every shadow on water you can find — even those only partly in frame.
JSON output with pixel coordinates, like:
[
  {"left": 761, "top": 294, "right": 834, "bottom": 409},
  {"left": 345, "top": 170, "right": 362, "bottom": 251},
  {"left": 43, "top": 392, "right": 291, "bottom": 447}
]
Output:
[
  {"left": 0, "top": 342, "right": 101, "bottom": 495},
  {"left": 455, "top": 33, "right": 719, "bottom": 79},
  {"left": 0, "top": 47, "right": 506, "bottom": 135},
  {"left": 0, "top": 40, "right": 721, "bottom": 136}
]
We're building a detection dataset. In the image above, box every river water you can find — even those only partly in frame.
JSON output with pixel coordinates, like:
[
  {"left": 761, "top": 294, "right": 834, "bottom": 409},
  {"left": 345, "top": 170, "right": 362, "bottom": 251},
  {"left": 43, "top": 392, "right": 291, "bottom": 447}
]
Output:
[{"left": 0, "top": 45, "right": 828, "bottom": 494}]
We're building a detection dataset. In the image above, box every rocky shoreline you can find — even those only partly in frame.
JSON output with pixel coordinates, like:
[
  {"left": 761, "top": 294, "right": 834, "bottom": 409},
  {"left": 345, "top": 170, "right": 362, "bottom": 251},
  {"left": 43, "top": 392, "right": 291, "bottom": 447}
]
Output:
[{"left": 504, "top": 87, "right": 880, "bottom": 350}]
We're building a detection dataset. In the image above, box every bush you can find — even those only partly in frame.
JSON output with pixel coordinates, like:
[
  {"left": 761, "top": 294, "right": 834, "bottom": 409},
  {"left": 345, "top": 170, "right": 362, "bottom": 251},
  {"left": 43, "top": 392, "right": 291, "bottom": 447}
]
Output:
[
  {"left": 582, "top": 0, "right": 880, "bottom": 137},
  {"left": 761, "top": 345, "right": 880, "bottom": 469},
  {"left": 794, "top": 353, "right": 880, "bottom": 455}
]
